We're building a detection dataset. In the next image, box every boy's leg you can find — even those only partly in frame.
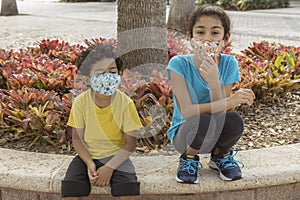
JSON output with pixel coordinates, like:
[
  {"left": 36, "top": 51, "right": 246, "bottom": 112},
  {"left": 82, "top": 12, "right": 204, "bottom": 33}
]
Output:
[
  {"left": 107, "top": 158, "right": 140, "bottom": 198},
  {"left": 61, "top": 156, "right": 92, "bottom": 198}
]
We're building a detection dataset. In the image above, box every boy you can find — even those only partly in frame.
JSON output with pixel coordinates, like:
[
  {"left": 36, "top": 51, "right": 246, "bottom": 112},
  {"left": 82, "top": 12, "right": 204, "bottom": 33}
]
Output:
[{"left": 61, "top": 44, "right": 143, "bottom": 200}]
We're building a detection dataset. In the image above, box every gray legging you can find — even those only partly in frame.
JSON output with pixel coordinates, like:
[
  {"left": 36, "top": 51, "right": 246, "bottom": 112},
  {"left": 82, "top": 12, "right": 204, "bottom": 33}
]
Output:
[{"left": 173, "top": 111, "right": 244, "bottom": 155}]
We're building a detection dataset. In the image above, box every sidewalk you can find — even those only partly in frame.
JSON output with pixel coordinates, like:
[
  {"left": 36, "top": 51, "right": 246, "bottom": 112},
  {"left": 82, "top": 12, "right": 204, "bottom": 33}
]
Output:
[
  {"left": 0, "top": 1, "right": 300, "bottom": 199},
  {"left": 0, "top": 0, "right": 299, "bottom": 53}
]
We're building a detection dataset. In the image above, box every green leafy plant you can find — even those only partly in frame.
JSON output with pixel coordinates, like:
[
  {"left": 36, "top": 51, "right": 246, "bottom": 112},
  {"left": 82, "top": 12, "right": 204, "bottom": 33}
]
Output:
[
  {"left": 0, "top": 88, "right": 71, "bottom": 148},
  {"left": 197, "top": 0, "right": 289, "bottom": 10},
  {"left": 234, "top": 41, "right": 300, "bottom": 100}
]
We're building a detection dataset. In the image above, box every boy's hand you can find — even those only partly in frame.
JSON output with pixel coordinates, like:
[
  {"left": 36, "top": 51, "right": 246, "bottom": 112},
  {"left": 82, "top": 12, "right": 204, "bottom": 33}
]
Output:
[
  {"left": 87, "top": 162, "right": 98, "bottom": 185},
  {"left": 94, "top": 165, "right": 114, "bottom": 187}
]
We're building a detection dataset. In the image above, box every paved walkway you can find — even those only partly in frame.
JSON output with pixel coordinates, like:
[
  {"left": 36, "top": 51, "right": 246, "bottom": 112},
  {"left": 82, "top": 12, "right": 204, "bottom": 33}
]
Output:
[{"left": 0, "top": 0, "right": 299, "bottom": 53}]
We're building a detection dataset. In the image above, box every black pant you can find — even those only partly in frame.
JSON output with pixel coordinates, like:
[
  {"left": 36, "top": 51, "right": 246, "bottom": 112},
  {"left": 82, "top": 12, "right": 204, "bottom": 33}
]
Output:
[
  {"left": 61, "top": 156, "right": 140, "bottom": 197},
  {"left": 173, "top": 111, "right": 244, "bottom": 155}
]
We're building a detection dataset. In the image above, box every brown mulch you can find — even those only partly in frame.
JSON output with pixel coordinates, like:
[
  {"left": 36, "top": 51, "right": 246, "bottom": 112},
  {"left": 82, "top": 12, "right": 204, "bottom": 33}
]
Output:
[
  {"left": 236, "top": 91, "right": 300, "bottom": 150},
  {"left": 0, "top": 91, "right": 299, "bottom": 156}
]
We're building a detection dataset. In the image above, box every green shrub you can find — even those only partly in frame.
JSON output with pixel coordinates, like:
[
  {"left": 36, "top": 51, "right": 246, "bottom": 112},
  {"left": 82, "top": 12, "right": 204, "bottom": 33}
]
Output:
[
  {"left": 59, "top": 0, "right": 115, "bottom": 2},
  {"left": 197, "top": 0, "right": 289, "bottom": 10},
  {"left": 234, "top": 41, "right": 300, "bottom": 100}
]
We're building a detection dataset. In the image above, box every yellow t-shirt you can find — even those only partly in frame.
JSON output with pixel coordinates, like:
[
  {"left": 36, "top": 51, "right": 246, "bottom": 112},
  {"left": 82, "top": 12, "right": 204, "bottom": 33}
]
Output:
[{"left": 67, "top": 89, "right": 143, "bottom": 159}]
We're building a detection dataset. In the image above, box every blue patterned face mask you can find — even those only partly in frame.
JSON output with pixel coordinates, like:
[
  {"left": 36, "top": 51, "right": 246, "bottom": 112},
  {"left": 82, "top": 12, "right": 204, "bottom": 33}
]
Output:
[{"left": 90, "top": 73, "right": 121, "bottom": 96}]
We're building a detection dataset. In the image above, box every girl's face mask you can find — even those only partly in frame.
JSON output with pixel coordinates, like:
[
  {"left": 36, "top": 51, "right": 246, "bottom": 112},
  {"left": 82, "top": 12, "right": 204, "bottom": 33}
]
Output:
[
  {"left": 190, "top": 39, "right": 225, "bottom": 58},
  {"left": 90, "top": 73, "right": 121, "bottom": 96}
]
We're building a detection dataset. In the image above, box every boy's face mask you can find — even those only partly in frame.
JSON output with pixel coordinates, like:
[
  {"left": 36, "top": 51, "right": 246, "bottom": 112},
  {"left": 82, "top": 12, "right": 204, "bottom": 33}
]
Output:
[
  {"left": 90, "top": 73, "right": 121, "bottom": 96},
  {"left": 191, "top": 39, "right": 225, "bottom": 58}
]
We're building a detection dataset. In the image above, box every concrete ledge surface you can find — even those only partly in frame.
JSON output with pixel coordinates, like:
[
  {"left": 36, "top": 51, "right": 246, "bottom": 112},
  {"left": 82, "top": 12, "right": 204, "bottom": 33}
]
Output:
[{"left": 0, "top": 144, "right": 299, "bottom": 196}]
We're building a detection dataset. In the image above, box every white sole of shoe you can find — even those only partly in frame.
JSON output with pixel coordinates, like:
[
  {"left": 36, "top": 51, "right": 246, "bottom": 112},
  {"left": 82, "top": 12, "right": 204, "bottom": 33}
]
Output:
[
  {"left": 175, "top": 175, "right": 199, "bottom": 184},
  {"left": 208, "top": 160, "right": 242, "bottom": 181}
]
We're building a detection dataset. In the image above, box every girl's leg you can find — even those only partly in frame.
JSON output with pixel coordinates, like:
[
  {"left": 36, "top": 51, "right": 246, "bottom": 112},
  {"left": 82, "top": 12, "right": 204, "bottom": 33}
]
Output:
[
  {"left": 212, "top": 111, "right": 244, "bottom": 155},
  {"left": 173, "top": 114, "right": 218, "bottom": 183},
  {"left": 63, "top": 198, "right": 80, "bottom": 200},
  {"left": 209, "top": 112, "right": 244, "bottom": 181},
  {"left": 173, "top": 114, "right": 218, "bottom": 155}
]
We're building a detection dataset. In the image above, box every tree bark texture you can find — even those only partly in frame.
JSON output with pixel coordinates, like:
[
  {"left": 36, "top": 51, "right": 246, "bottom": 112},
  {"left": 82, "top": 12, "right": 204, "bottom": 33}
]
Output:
[
  {"left": 117, "top": 0, "right": 168, "bottom": 75},
  {"left": 167, "top": 0, "right": 195, "bottom": 34},
  {"left": 1, "top": 0, "right": 19, "bottom": 16}
]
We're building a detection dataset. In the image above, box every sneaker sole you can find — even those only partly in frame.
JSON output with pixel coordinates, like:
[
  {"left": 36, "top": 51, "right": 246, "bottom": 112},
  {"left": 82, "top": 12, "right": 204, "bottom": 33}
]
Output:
[
  {"left": 208, "top": 160, "right": 243, "bottom": 181},
  {"left": 175, "top": 175, "right": 199, "bottom": 184}
]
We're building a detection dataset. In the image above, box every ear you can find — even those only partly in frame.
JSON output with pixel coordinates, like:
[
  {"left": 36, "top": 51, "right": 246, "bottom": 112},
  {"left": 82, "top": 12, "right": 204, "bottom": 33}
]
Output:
[
  {"left": 81, "top": 75, "right": 91, "bottom": 85},
  {"left": 118, "top": 70, "right": 123, "bottom": 76},
  {"left": 223, "top": 32, "right": 231, "bottom": 42},
  {"left": 186, "top": 31, "right": 192, "bottom": 38}
]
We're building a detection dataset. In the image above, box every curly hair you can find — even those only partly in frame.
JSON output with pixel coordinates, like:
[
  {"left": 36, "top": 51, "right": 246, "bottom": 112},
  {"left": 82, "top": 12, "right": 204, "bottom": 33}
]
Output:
[
  {"left": 75, "top": 43, "right": 122, "bottom": 76},
  {"left": 188, "top": 4, "right": 231, "bottom": 39}
]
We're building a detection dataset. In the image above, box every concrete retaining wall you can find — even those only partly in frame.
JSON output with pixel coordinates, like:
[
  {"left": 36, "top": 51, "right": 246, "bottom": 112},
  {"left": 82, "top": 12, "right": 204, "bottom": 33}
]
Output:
[{"left": 0, "top": 144, "right": 299, "bottom": 199}]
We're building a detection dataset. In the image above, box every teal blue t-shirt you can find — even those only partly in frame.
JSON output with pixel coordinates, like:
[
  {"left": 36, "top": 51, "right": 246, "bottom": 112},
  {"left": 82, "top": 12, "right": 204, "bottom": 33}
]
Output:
[{"left": 166, "top": 54, "right": 240, "bottom": 142}]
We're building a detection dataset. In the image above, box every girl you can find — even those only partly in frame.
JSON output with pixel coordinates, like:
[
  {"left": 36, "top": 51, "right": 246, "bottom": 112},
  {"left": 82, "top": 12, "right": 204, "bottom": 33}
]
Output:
[{"left": 166, "top": 5, "right": 255, "bottom": 183}]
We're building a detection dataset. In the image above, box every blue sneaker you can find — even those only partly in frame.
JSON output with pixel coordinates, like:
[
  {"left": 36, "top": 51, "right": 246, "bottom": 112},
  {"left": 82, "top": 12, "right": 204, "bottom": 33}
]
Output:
[
  {"left": 209, "top": 149, "right": 244, "bottom": 181},
  {"left": 175, "top": 154, "right": 201, "bottom": 184}
]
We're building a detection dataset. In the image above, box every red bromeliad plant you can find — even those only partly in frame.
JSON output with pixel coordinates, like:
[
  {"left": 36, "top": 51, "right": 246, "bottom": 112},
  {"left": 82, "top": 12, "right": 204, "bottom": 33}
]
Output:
[
  {"left": 234, "top": 41, "right": 300, "bottom": 100},
  {"left": 0, "top": 39, "right": 173, "bottom": 151},
  {"left": 0, "top": 48, "right": 78, "bottom": 93},
  {"left": 1, "top": 37, "right": 299, "bottom": 152},
  {"left": 34, "top": 39, "right": 85, "bottom": 64},
  {"left": 0, "top": 88, "right": 72, "bottom": 148},
  {"left": 120, "top": 69, "right": 173, "bottom": 150}
]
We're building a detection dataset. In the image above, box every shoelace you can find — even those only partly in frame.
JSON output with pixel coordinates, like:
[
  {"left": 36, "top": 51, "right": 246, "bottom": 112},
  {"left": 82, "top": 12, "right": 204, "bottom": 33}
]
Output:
[
  {"left": 179, "top": 158, "right": 202, "bottom": 175},
  {"left": 217, "top": 149, "right": 244, "bottom": 169}
]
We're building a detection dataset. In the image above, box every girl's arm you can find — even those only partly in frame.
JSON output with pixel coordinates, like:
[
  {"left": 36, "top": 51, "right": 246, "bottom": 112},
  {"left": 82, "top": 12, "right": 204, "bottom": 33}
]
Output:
[
  {"left": 169, "top": 71, "right": 254, "bottom": 119},
  {"left": 169, "top": 71, "right": 229, "bottom": 119}
]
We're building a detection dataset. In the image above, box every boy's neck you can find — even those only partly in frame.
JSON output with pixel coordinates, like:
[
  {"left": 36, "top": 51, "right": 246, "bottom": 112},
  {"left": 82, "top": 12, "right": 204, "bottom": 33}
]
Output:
[{"left": 91, "top": 90, "right": 115, "bottom": 108}]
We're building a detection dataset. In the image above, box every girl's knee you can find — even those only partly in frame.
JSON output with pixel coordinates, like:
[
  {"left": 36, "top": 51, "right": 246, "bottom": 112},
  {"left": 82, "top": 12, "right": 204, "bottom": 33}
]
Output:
[{"left": 227, "top": 112, "right": 244, "bottom": 133}]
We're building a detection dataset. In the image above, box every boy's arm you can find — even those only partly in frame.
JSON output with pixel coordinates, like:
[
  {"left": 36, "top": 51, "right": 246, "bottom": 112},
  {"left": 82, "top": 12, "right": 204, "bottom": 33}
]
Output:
[
  {"left": 72, "top": 128, "right": 98, "bottom": 183},
  {"left": 94, "top": 132, "right": 137, "bottom": 187},
  {"left": 105, "top": 132, "right": 137, "bottom": 169}
]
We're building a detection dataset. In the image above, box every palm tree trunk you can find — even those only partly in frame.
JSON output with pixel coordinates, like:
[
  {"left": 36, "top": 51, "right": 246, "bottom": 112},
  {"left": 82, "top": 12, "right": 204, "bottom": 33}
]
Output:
[
  {"left": 1, "top": 0, "right": 19, "bottom": 16},
  {"left": 117, "top": 0, "right": 168, "bottom": 75},
  {"left": 167, "top": 0, "right": 195, "bottom": 34}
]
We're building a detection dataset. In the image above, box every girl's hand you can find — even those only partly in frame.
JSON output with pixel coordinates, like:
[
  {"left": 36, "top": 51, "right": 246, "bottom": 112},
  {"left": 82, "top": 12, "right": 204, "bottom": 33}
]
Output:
[
  {"left": 94, "top": 165, "right": 114, "bottom": 187},
  {"left": 87, "top": 162, "right": 98, "bottom": 185},
  {"left": 198, "top": 55, "right": 219, "bottom": 86},
  {"left": 228, "top": 88, "right": 256, "bottom": 108}
]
